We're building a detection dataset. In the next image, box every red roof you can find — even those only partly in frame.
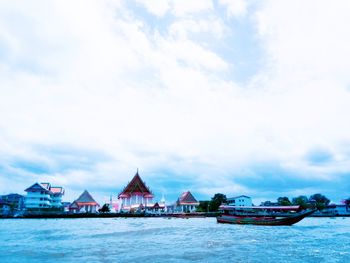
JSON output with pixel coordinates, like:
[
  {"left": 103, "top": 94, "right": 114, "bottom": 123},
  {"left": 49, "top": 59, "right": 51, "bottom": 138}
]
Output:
[
  {"left": 74, "top": 190, "right": 99, "bottom": 206},
  {"left": 50, "top": 187, "right": 64, "bottom": 194},
  {"left": 178, "top": 191, "right": 199, "bottom": 205},
  {"left": 118, "top": 171, "right": 153, "bottom": 198}
]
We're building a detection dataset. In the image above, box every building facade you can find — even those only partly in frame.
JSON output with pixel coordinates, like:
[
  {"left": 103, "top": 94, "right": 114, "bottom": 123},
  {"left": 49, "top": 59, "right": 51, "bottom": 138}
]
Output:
[
  {"left": 24, "top": 183, "right": 53, "bottom": 209},
  {"left": 227, "top": 195, "right": 252, "bottom": 207},
  {"left": 118, "top": 170, "right": 154, "bottom": 212}
]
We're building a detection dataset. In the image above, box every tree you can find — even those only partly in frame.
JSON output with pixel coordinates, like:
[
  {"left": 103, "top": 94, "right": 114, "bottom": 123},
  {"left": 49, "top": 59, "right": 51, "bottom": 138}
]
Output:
[
  {"left": 292, "top": 195, "right": 309, "bottom": 209},
  {"left": 277, "top": 197, "right": 292, "bottom": 206},
  {"left": 196, "top": 201, "right": 210, "bottom": 212},
  {"left": 99, "top": 204, "right": 110, "bottom": 213},
  {"left": 309, "top": 193, "right": 330, "bottom": 210},
  {"left": 209, "top": 193, "right": 227, "bottom": 212}
]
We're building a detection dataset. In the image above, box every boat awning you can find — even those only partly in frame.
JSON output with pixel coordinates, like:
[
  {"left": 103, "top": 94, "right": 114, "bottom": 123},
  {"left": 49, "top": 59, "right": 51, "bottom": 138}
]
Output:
[{"left": 219, "top": 205, "right": 301, "bottom": 211}]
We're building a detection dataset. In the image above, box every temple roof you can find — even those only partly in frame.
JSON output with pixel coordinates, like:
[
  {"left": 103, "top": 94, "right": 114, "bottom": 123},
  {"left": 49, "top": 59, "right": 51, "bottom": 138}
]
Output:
[
  {"left": 118, "top": 170, "right": 153, "bottom": 198},
  {"left": 178, "top": 191, "right": 199, "bottom": 205},
  {"left": 75, "top": 190, "right": 99, "bottom": 206}
]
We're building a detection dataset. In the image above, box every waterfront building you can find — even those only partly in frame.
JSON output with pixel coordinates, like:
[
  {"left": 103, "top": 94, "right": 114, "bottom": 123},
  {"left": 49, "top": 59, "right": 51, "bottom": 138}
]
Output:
[
  {"left": 118, "top": 170, "right": 154, "bottom": 212},
  {"left": 227, "top": 195, "right": 252, "bottom": 207},
  {"left": 174, "top": 191, "right": 199, "bottom": 213},
  {"left": 24, "top": 183, "right": 53, "bottom": 209},
  {"left": 69, "top": 190, "right": 99, "bottom": 213},
  {"left": 0, "top": 194, "right": 24, "bottom": 211},
  {"left": 24, "top": 182, "right": 65, "bottom": 210},
  {"left": 313, "top": 204, "right": 350, "bottom": 216}
]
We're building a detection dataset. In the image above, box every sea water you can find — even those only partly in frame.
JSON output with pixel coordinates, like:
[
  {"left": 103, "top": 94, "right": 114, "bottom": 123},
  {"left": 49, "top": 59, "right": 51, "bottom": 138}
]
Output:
[{"left": 0, "top": 217, "right": 349, "bottom": 263}]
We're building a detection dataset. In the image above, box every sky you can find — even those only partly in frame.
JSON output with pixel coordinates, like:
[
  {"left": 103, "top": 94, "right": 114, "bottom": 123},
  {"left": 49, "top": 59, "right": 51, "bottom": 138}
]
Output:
[{"left": 1, "top": 0, "right": 350, "bottom": 205}]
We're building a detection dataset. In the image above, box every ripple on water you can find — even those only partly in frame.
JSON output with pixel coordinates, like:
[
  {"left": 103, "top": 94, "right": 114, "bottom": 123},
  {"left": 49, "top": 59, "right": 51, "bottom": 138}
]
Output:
[{"left": 0, "top": 217, "right": 350, "bottom": 263}]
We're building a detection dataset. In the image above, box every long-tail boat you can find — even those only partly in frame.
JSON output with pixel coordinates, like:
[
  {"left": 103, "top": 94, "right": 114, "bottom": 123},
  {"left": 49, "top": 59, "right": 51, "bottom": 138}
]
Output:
[{"left": 217, "top": 205, "right": 316, "bottom": 226}]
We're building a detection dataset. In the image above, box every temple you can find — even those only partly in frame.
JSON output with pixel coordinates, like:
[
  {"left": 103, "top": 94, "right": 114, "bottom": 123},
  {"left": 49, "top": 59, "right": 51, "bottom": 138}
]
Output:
[
  {"left": 174, "top": 191, "right": 199, "bottom": 213},
  {"left": 118, "top": 170, "right": 154, "bottom": 212},
  {"left": 69, "top": 190, "right": 99, "bottom": 213}
]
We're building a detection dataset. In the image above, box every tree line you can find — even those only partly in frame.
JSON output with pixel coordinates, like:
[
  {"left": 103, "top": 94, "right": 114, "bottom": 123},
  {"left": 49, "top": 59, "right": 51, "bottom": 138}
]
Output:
[{"left": 197, "top": 193, "right": 350, "bottom": 212}]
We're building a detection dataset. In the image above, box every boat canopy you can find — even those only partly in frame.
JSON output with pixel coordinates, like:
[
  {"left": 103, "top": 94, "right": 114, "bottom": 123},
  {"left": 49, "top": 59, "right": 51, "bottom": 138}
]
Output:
[{"left": 219, "top": 205, "right": 301, "bottom": 211}]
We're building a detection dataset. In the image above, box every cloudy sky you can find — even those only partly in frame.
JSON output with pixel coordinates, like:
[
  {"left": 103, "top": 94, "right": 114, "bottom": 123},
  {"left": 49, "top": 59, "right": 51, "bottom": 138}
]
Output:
[{"left": 1, "top": 0, "right": 350, "bottom": 204}]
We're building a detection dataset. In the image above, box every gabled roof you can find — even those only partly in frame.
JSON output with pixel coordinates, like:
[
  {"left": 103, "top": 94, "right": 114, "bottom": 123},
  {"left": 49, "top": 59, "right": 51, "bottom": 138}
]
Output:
[
  {"left": 24, "top": 183, "right": 50, "bottom": 193},
  {"left": 178, "top": 191, "right": 199, "bottom": 204},
  {"left": 118, "top": 170, "right": 153, "bottom": 198},
  {"left": 75, "top": 190, "right": 99, "bottom": 206}
]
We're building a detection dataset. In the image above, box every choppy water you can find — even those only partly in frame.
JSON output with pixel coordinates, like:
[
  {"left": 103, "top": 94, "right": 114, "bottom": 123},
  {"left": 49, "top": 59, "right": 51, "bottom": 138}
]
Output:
[{"left": 0, "top": 217, "right": 349, "bottom": 263}]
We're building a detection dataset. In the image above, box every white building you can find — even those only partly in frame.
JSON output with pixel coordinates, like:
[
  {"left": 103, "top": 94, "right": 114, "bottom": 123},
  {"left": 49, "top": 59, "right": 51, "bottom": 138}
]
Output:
[
  {"left": 227, "top": 195, "right": 252, "bottom": 207},
  {"left": 24, "top": 182, "right": 64, "bottom": 209},
  {"left": 24, "top": 183, "right": 52, "bottom": 209}
]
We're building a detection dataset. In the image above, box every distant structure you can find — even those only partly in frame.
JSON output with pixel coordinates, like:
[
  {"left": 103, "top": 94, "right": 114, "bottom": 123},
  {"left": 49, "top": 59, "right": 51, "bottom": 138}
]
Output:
[
  {"left": 24, "top": 182, "right": 65, "bottom": 210},
  {"left": 174, "top": 191, "right": 199, "bottom": 213},
  {"left": 0, "top": 193, "right": 24, "bottom": 211},
  {"left": 118, "top": 170, "right": 154, "bottom": 212},
  {"left": 69, "top": 190, "right": 100, "bottom": 213},
  {"left": 312, "top": 204, "right": 350, "bottom": 217},
  {"left": 227, "top": 195, "right": 252, "bottom": 207}
]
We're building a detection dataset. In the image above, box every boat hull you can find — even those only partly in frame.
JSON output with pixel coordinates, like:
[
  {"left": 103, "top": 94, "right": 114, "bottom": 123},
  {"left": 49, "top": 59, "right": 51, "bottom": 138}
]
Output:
[{"left": 217, "top": 210, "right": 315, "bottom": 226}]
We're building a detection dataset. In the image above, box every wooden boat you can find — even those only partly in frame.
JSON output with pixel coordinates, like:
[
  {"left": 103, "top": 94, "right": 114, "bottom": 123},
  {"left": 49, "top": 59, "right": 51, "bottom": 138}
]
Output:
[{"left": 217, "top": 205, "right": 316, "bottom": 226}]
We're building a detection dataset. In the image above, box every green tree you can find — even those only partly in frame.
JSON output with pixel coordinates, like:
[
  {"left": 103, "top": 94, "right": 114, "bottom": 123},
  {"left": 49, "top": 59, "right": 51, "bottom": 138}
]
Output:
[
  {"left": 209, "top": 193, "right": 227, "bottom": 212},
  {"left": 309, "top": 193, "right": 330, "bottom": 210},
  {"left": 196, "top": 201, "right": 210, "bottom": 212},
  {"left": 277, "top": 197, "right": 292, "bottom": 206},
  {"left": 292, "top": 195, "right": 309, "bottom": 209},
  {"left": 99, "top": 204, "right": 110, "bottom": 213}
]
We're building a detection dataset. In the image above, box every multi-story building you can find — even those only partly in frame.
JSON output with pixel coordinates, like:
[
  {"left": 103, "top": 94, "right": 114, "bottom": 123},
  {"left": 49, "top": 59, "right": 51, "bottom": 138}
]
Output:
[
  {"left": 227, "top": 195, "right": 252, "bottom": 207},
  {"left": 24, "top": 182, "right": 64, "bottom": 210}
]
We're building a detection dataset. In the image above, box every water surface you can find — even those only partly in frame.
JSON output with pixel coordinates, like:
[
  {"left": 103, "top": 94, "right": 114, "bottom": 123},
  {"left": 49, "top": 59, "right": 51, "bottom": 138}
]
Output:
[{"left": 0, "top": 217, "right": 349, "bottom": 262}]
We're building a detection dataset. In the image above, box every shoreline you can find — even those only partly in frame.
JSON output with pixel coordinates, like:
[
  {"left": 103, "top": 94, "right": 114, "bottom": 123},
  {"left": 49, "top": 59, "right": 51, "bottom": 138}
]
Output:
[
  {"left": 1, "top": 213, "right": 350, "bottom": 219},
  {"left": 0, "top": 212, "right": 220, "bottom": 219}
]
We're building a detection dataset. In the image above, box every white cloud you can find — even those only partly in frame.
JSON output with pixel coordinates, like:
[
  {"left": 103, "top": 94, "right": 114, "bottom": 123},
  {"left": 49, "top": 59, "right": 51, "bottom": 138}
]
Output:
[
  {"left": 1, "top": 0, "right": 350, "bottom": 202},
  {"left": 219, "top": 0, "right": 248, "bottom": 18},
  {"left": 135, "top": 0, "right": 171, "bottom": 17},
  {"left": 171, "top": 0, "right": 213, "bottom": 17}
]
